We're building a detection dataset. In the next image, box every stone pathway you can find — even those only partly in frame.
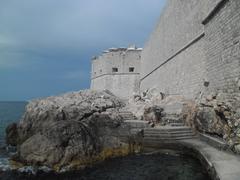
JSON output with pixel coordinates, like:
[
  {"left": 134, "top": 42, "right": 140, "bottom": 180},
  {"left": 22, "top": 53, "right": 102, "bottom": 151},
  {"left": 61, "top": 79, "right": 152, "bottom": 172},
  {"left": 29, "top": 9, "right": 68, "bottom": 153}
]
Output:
[
  {"left": 181, "top": 139, "right": 240, "bottom": 180},
  {"left": 142, "top": 124, "right": 240, "bottom": 180}
]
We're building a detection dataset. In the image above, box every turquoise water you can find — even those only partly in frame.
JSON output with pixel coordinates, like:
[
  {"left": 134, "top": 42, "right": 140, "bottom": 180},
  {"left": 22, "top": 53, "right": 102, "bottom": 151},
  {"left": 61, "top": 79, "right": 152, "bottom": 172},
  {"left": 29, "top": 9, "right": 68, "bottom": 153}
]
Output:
[{"left": 0, "top": 102, "right": 27, "bottom": 144}]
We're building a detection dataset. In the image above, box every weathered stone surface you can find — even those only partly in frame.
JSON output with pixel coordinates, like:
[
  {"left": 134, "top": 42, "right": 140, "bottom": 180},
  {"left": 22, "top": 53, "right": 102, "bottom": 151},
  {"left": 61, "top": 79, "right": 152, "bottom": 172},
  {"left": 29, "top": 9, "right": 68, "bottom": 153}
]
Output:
[
  {"left": 5, "top": 123, "right": 18, "bottom": 146},
  {"left": 143, "top": 106, "right": 164, "bottom": 125},
  {"left": 126, "top": 89, "right": 186, "bottom": 127},
  {"left": 183, "top": 91, "right": 240, "bottom": 153},
  {"left": 91, "top": 46, "right": 141, "bottom": 99},
  {"left": 5, "top": 90, "right": 135, "bottom": 171}
]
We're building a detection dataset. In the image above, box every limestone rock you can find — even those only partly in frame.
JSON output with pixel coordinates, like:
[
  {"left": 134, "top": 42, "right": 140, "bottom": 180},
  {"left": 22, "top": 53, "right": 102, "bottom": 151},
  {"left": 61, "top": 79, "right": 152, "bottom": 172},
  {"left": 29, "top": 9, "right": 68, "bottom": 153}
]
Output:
[
  {"left": 143, "top": 106, "right": 164, "bottom": 125},
  {"left": 184, "top": 91, "right": 240, "bottom": 152},
  {"left": 5, "top": 90, "right": 132, "bottom": 171}
]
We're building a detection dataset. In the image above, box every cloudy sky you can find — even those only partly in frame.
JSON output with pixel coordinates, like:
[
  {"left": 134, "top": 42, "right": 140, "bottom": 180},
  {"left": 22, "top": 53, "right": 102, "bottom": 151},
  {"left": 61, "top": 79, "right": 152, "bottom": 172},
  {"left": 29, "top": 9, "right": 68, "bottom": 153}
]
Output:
[{"left": 0, "top": 0, "right": 166, "bottom": 101}]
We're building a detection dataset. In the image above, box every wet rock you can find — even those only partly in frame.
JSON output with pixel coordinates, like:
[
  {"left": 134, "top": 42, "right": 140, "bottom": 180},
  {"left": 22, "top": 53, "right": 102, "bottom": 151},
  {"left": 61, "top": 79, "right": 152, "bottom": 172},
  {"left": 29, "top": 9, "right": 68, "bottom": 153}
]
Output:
[
  {"left": 18, "top": 166, "right": 36, "bottom": 175},
  {"left": 5, "top": 123, "right": 18, "bottom": 146}
]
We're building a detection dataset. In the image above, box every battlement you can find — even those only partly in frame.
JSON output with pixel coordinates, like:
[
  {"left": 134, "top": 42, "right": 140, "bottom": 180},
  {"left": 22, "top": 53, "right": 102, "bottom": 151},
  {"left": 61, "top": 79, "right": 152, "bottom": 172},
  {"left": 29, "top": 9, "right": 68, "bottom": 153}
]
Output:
[{"left": 92, "top": 46, "right": 142, "bottom": 61}]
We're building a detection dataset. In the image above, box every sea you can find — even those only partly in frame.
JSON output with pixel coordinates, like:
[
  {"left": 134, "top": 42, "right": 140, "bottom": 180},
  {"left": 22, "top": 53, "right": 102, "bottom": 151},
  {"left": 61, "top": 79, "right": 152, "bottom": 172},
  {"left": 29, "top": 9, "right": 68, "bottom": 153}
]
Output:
[{"left": 0, "top": 101, "right": 27, "bottom": 145}]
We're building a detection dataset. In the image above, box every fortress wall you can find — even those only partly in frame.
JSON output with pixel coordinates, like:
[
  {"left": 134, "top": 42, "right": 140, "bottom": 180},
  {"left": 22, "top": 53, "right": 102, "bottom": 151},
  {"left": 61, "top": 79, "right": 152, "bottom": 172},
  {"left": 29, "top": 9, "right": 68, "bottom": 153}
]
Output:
[
  {"left": 140, "top": 0, "right": 223, "bottom": 98},
  {"left": 91, "top": 74, "right": 140, "bottom": 98},
  {"left": 141, "top": 38, "right": 206, "bottom": 98},
  {"left": 91, "top": 49, "right": 141, "bottom": 98},
  {"left": 203, "top": 0, "right": 240, "bottom": 94}
]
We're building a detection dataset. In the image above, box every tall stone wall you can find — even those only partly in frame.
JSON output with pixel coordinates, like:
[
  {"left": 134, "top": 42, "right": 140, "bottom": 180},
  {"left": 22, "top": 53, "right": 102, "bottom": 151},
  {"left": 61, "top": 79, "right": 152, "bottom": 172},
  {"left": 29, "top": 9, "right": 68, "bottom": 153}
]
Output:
[
  {"left": 91, "top": 47, "right": 142, "bottom": 98},
  {"left": 140, "top": 0, "right": 224, "bottom": 99},
  {"left": 203, "top": 0, "right": 240, "bottom": 95}
]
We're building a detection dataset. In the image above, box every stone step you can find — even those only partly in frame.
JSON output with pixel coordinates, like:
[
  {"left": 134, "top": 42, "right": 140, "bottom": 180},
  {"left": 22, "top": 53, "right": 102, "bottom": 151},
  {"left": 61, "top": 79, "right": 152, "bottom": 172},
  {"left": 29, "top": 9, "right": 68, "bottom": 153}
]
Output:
[
  {"left": 144, "top": 130, "right": 194, "bottom": 135},
  {"left": 122, "top": 117, "right": 137, "bottom": 120},
  {"left": 170, "top": 123, "right": 185, "bottom": 127},
  {"left": 144, "top": 131, "right": 194, "bottom": 137},
  {"left": 199, "top": 133, "right": 228, "bottom": 151},
  {"left": 120, "top": 113, "right": 135, "bottom": 116},
  {"left": 144, "top": 127, "right": 192, "bottom": 133},
  {"left": 120, "top": 114, "right": 136, "bottom": 118},
  {"left": 124, "top": 120, "right": 150, "bottom": 129},
  {"left": 119, "top": 112, "right": 134, "bottom": 115},
  {"left": 162, "top": 118, "right": 183, "bottom": 123},
  {"left": 143, "top": 136, "right": 194, "bottom": 141},
  {"left": 163, "top": 113, "right": 180, "bottom": 118},
  {"left": 144, "top": 133, "right": 194, "bottom": 138},
  {"left": 119, "top": 108, "right": 131, "bottom": 112},
  {"left": 164, "top": 103, "right": 183, "bottom": 114},
  {"left": 162, "top": 116, "right": 180, "bottom": 120}
]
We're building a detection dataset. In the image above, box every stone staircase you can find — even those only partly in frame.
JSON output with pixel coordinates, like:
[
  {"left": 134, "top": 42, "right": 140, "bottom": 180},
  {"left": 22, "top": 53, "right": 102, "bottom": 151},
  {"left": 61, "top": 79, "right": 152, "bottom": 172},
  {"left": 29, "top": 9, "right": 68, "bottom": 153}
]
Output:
[
  {"left": 119, "top": 110, "right": 149, "bottom": 128},
  {"left": 119, "top": 111, "right": 137, "bottom": 120},
  {"left": 143, "top": 112, "right": 196, "bottom": 145},
  {"left": 161, "top": 113, "right": 185, "bottom": 127},
  {"left": 118, "top": 110, "right": 196, "bottom": 145},
  {"left": 143, "top": 126, "right": 195, "bottom": 142},
  {"left": 119, "top": 111, "right": 149, "bottom": 142}
]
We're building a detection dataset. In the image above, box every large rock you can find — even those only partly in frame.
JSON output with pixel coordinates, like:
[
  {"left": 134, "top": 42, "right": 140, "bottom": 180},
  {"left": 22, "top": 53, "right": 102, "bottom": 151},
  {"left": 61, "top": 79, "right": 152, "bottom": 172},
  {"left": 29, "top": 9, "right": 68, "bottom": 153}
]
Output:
[
  {"left": 6, "top": 90, "right": 135, "bottom": 171},
  {"left": 183, "top": 92, "right": 240, "bottom": 152},
  {"left": 143, "top": 106, "right": 164, "bottom": 125}
]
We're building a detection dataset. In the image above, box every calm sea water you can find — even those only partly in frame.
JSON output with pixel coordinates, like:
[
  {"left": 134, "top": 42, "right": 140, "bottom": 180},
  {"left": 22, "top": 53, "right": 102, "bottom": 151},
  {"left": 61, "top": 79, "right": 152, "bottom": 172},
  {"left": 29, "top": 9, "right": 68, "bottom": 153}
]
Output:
[
  {"left": 0, "top": 153, "right": 212, "bottom": 180},
  {"left": 0, "top": 102, "right": 27, "bottom": 145}
]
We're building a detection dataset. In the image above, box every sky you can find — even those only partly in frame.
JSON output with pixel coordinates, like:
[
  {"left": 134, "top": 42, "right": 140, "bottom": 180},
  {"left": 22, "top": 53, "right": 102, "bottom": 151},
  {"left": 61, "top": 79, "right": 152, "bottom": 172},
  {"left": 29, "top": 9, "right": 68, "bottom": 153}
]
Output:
[{"left": 0, "top": 0, "right": 166, "bottom": 101}]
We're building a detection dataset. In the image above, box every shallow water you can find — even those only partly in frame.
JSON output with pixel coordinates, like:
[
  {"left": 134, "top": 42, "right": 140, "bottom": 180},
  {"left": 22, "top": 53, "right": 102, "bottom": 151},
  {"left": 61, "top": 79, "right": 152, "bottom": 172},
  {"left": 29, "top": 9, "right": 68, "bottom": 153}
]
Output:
[{"left": 0, "top": 153, "right": 211, "bottom": 180}]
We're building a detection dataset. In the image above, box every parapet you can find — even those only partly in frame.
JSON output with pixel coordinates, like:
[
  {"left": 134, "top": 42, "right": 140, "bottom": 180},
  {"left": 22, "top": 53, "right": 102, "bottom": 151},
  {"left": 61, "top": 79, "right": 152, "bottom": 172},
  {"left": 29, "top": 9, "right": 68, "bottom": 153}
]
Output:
[{"left": 92, "top": 45, "right": 142, "bottom": 61}]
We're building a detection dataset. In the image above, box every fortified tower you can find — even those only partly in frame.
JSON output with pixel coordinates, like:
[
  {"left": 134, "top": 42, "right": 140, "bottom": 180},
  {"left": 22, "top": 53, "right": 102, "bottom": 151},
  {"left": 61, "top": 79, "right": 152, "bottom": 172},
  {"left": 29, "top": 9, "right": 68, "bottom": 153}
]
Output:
[{"left": 91, "top": 45, "right": 142, "bottom": 99}]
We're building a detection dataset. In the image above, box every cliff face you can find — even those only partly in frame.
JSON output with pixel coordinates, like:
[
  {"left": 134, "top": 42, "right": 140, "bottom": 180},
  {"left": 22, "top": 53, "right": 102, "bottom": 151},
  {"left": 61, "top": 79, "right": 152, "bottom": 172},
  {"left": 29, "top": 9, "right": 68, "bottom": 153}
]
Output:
[{"left": 6, "top": 90, "right": 134, "bottom": 171}]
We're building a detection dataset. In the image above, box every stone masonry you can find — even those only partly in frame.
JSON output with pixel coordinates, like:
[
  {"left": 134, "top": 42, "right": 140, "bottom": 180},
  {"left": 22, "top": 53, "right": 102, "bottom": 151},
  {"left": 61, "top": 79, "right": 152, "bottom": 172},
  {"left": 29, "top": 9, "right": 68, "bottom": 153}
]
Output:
[{"left": 91, "top": 46, "right": 142, "bottom": 99}]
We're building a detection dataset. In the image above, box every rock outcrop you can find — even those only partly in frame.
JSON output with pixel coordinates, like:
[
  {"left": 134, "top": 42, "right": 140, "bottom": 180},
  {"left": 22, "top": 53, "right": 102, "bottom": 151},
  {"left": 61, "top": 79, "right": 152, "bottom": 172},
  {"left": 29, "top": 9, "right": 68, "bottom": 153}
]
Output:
[
  {"left": 126, "top": 88, "right": 186, "bottom": 125},
  {"left": 183, "top": 92, "right": 240, "bottom": 153},
  {"left": 5, "top": 90, "right": 136, "bottom": 171}
]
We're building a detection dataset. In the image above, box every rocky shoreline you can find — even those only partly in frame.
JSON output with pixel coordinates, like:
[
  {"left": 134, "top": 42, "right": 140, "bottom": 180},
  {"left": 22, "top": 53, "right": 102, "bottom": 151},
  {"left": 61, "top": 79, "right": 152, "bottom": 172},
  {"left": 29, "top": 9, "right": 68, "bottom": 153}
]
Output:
[
  {"left": 5, "top": 90, "right": 140, "bottom": 172},
  {"left": 3, "top": 88, "right": 240, "bottom": 178}
]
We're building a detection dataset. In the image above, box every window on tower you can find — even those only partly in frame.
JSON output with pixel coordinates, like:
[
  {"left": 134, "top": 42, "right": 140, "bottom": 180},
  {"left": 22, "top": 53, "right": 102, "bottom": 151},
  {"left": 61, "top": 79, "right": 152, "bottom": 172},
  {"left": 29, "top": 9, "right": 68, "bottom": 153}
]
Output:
[
  {"left": 129, "top": 67, "right": 135, "bottom": 72},
  {"left": 112, "top": 67, "right": 118, "bottom": 73}
]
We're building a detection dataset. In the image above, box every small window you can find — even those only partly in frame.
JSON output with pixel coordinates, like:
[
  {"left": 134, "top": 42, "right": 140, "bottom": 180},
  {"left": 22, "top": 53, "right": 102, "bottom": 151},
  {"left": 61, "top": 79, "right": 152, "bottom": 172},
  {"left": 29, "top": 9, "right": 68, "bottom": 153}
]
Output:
[
  {"left": 94, "top": 72, "right": 96, "bottom": 75},
  {"left": 129, "top": 67, "right": 135, "bottom": 72},
  {"left": 112, "top": 67, "right": 118, "bottom": 73},
  {"left": 100, "top": 69, "right": 102, "bottom": 73}
]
